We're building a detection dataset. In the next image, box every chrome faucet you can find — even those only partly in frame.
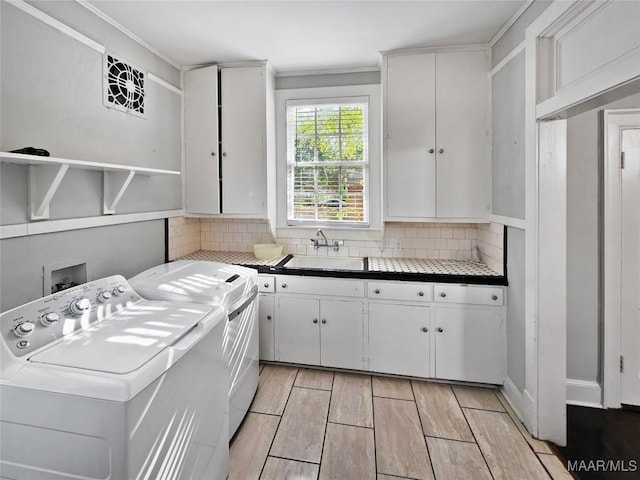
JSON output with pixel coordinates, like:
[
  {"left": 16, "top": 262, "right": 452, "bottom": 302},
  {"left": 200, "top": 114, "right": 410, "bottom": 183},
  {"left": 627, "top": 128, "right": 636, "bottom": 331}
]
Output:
[{"left": 310, "top": 229, "right": 341, "bottom": 251}]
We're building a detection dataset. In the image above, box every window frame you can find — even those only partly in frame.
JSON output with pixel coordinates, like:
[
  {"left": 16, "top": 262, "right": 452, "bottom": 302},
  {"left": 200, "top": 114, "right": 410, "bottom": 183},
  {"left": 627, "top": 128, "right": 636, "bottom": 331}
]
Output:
[
  {"left": 285, "top": 96, "right": 370, "bottom": 227},
  {"left": 275, "top": 84, "right": 381, "bottom": 236}
]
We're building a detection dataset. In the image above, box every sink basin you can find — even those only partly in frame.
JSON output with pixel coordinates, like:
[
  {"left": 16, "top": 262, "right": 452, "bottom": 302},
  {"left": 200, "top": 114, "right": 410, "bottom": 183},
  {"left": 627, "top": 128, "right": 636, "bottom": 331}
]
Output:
[{"left": 284, "top": 256, "right": 364, "bottom": 271}]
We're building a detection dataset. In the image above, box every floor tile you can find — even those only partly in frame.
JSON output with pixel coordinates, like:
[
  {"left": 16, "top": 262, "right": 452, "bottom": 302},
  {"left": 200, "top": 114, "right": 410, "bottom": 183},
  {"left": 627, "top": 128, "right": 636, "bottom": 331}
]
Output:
[
  {"left": 372, "top": 376, "right": 414, "bottom": 400},
  {"left": 328, "top": 372, "right": 373, "bottom": 428},
  {"left": 453, "top": 385, "right": 504, "bottom": 411},
  {"left": 250, "top": 364, "right": 298, "bottom": 415},
  {"left": 377, "top": 476, "right": 412, "bottom": 480},
  {"left": 260, "top": 457, "right": 319, "bottom": 480},
  {"left": 412, "top": 381, "right": 474, "bottom": 442},
  {"left": 464, "top": 408, "right": 550, "bottom": 480},
  {"left": 537, "top": 454, "right": 573, "bottom": 480},
  {"left": 320, "top": 423, "right": 375, "bottom": 480},
  {"left": 496, "top": 391, "right": 554, "bottom": 454},
  {"left": 295, "top": 368, "right": 334, "bottom": 390},
  {"left": 426, "top": 436, "right": 492, "bottom": 480},
  {"left": 373, "top": 397, "right": 434, "bottom": 480},
  {"left": 270, "top": 387, "right": 331, "bottom": 463},
  {"left": 229, "top": 413, "right": 280, "bottom": 480}
]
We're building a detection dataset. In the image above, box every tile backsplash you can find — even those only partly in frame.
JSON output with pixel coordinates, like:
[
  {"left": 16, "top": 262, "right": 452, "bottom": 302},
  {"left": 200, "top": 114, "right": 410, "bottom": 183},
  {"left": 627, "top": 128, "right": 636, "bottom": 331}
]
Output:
[{"left": 168, "top": 217, "right": 504, "bottom": 274}]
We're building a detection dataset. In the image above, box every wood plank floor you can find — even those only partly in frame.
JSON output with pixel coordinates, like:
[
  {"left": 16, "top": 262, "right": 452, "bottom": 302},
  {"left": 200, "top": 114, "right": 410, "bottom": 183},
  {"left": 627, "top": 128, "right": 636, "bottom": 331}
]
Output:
[{"left": 230, "top": 364, "right": 570, "bottom": 480}]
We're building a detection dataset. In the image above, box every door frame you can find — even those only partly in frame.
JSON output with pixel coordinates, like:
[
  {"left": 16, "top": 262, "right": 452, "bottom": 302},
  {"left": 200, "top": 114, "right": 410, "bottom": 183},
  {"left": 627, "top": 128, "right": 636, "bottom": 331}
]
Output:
[{"left": 603, "top": 109, "right": 640, "bottom": 408}]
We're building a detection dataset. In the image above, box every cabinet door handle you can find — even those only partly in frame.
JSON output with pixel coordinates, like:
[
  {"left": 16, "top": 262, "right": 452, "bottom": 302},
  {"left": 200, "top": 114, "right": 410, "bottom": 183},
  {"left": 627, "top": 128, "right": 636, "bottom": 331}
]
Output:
[
  {"left": 429, "top": 148, "right": 435, "bottom": 154},
  {"left": 439, "top": 292, "right": 447, "bottom": 298},
  {"left": 211, "top": 151, "right": 216, "bottom": 157},
  {"left": 264, "top": 283, "right": 270, "bottom": 288},
  {"left": 418, "top": 291, "right": 425, "bottom": 297},
  {"left": 421, "top": 327, "right": 428, "bottom": 332},
  {"left": 222, "top": 152, "right": 228, "bottom": 157},
  {"left": 313, "top": 318, "right": 318, "bottom": 324},
  {"left": 281, "top": 283, "right": 287, "bottom": 288},
  {"left": 439, "top": 148, "right": 444, "bottom": 154},
  {"left": 374, "top": 289, "right": 380, "bottom": 294},
  {"left": 492, "top": 295, "right": 498, "bottom": 301},
  {"left": 437, "top": 327, "right": 444, "bottom": 333},
  {"left": 321, "top": 319, "right": 327, "bottom": 324},
  {"left": 267, "top": 315, "right": 272, "bottom": 320}
]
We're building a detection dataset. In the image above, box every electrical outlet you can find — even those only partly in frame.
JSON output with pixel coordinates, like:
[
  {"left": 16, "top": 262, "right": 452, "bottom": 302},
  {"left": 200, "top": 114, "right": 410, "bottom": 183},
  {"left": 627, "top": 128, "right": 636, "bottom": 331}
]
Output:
[{"left": 394, "top": 240, "right": 402, "bottom": 249}]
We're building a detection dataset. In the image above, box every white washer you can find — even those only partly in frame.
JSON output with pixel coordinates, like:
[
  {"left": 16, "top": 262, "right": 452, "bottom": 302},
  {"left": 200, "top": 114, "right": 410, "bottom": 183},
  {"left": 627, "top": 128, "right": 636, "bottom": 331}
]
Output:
[
  {"left": 0, "top": 275, "right": 229, "bottom": 480},
  {"left": 129, "top": 260, "right": 259, "bottom": 439}
]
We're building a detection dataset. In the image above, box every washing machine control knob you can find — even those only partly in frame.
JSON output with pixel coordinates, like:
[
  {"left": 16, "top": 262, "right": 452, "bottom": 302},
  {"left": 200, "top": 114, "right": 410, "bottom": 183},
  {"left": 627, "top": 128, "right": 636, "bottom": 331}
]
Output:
[
  {"left": 41, "top": 312, "right": 60, "bottom": 326},
  {"left": 14, "top": 322, "right": 36, "bottom": 337},
  {"left": 97, "top": 291, "right": 112, "bottom": 303},
  {"left": 68, "top": 297, "right": 91, "bottom": 315},
  {"left": 112, "top": 285, "right": 127, "bottom": 296}
]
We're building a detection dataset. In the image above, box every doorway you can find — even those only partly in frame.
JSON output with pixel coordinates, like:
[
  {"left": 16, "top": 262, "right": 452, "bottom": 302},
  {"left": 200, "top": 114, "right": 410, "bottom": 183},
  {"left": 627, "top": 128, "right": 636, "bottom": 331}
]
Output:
[{"left": 603, "top": 110, "right": 640, "bottom": 408}]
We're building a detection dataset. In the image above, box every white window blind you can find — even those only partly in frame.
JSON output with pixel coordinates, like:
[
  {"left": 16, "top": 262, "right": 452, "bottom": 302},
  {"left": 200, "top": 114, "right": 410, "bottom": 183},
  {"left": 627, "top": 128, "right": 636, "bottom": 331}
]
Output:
[{"left": 286, "top": 98, "right": 369, "bottom": 225}]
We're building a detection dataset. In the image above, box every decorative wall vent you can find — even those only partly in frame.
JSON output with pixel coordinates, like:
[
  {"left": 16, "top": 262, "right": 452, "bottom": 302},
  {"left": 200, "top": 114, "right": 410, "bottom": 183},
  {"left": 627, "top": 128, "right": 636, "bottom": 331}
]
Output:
[{"left": 104, "top": 54, "right": 145, "bottom": 117}]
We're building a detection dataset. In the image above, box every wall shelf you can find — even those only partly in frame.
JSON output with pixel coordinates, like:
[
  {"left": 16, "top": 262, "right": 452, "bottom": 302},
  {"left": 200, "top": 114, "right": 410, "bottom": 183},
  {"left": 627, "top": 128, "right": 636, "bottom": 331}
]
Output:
[{"left": 0, "top": 152, "right": 181, "bottom": 219}]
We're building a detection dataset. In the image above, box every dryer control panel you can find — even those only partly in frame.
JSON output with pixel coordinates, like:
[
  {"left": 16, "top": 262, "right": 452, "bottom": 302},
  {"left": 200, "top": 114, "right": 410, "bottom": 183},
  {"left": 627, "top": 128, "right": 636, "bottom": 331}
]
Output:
[{"left": 0, "top": 275, "right": 142, "bottom": 358}]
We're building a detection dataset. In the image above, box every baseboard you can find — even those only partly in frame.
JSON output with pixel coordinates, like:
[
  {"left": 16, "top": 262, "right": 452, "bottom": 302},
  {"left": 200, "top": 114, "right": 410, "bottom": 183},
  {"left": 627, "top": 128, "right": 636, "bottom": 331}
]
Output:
[
  {"left": 502, "top": 376, "right": 537, "bottom": 433},
  {"left": 566, "top": 379, "right": 603, "bottom": 408}
]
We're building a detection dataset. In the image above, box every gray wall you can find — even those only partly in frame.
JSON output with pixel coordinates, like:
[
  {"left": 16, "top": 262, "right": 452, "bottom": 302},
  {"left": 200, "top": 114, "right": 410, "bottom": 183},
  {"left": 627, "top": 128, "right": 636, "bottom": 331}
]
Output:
[
  {"left": 0, "top": 221, "right": 166, "bottom": 311},
  {"left": 506, "top": 227, "right": 526, "bottom": 390},
  {"left": 276, "top": 71, "right": 380, "bottom": 90},
  {"left": 0, "top": 1, "right": 181, "bottom": 310},
  {"left": 566, "top": 93, "right": 640, "bottom": 383},
  {"left": 492, "top": 51, "right": 525, "bottom": 219}
]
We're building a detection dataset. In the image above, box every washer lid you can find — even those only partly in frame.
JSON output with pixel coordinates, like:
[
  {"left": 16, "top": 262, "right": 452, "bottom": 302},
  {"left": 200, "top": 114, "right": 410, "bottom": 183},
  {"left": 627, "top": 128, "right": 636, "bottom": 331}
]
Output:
[
  {"left": 28, "top": 301, "right": 215, "bottom": 375},
  {"left": 129, "top": 260, "right": 257, "bottom": 307}
]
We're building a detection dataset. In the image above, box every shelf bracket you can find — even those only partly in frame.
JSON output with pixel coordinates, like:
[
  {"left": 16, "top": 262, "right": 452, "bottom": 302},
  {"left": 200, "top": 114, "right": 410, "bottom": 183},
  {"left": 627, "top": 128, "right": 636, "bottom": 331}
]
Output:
[
  {"left": 29, "top": 164, "right": 70, "bottom": 220},
  {"left": 103, "top": 170, "right": 135, "bottom": 215}
]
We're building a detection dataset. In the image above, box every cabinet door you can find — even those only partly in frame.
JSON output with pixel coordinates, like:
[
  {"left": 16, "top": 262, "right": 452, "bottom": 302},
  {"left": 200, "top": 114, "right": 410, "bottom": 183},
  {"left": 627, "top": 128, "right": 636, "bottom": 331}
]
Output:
[
  {"left": 276, "top": 296, "right": 320, "bottom": 365},
  {"left": 184, "top": 65, "right": 220, "bottom": 214},
  {"left": 368, "top": 303, "right": 430, "bottom": 377},
  {"left": 258, "top": 294, "right": 275, "bottom": 361},
  {"left": 220, "top": 66, "right": 267, "bottom": 216},
  {"left": 434, "top": 306, "right": 504, "bottom": 384},
  {"left": 385, "top": 53, "right": 436, "bottom": 218},
  {"left": 319, "top": 300, "right": 364, "bottom": 370},
  {"left": 435, "top": 51, "right": 489, "bottom": 218}
]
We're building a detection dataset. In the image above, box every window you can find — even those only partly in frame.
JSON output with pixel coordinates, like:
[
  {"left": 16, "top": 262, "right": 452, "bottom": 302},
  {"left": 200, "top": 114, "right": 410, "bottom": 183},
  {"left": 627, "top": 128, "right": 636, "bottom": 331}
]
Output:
[{"left": 286, "top": 97, "right": 369, "bottom": 226}]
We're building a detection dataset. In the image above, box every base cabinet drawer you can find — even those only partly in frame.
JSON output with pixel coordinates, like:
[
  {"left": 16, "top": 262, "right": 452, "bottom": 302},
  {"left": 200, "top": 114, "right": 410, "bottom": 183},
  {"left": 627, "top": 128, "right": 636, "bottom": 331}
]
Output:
[
  {"left": 434, "top": 285, "right": 504, "bottom": 306},
  {"left": 367, "top": 281, "right": 433, "bottom": 302},
  {"left": 276, "top": 275, "right": 364, "bottom": 297},
  {"left": 258, "top": 275, "right": 275, "bottom": 293}
]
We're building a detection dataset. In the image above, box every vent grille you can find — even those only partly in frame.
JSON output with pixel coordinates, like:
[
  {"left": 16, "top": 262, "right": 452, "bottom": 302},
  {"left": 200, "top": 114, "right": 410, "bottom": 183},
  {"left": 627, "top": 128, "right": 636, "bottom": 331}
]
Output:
[{"left": 104, "top": 54, "right": 145, "bottom": 117}]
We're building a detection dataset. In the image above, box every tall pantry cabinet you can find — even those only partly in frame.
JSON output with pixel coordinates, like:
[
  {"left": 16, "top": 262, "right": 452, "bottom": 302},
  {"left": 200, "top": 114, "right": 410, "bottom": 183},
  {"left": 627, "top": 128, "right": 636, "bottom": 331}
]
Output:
[
  {"left": 384, "top": 49, "right": 490, "bottom": 221},
  {"left": 183, "top": 63, "right": 275, "bottom": 217}
]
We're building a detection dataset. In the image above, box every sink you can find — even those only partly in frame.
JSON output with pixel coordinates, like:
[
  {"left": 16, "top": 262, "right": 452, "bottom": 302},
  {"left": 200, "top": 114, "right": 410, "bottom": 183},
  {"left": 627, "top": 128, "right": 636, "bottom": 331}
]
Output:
[{"left": 283, "top": 256, "right": 364, "bottom": 271}]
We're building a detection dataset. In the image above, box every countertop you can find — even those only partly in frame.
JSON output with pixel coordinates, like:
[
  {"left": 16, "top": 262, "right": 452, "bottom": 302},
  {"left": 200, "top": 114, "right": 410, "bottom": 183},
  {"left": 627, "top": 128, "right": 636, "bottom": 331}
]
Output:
[{"left": 177, "top": 250, "right": 507, "bottom": 286}]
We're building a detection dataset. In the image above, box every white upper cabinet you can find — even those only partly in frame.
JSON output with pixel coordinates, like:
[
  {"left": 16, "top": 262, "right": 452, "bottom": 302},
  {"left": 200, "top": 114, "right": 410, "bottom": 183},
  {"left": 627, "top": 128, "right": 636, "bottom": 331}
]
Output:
[
  {"left": 384, "top": 49, "right": 490, "bottom": 221},
  {"left": 184, "top": 63, "right": 272, "bottom": 217},
  {"left": 184, "top": 65, "right": 220, "bottom": 215},
  {"left": 220, "top": 66, "right": 267, "bottom": 216}
]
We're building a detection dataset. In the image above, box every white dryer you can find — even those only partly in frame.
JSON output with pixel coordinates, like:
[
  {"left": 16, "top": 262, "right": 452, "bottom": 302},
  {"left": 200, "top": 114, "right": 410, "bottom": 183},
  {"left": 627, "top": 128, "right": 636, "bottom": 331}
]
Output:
[
  {"left": 129, "top": 260, "right": 259, "bottom": 439},
  {"left": 0, "top": 275, "right": 229, "bottom": 480}
]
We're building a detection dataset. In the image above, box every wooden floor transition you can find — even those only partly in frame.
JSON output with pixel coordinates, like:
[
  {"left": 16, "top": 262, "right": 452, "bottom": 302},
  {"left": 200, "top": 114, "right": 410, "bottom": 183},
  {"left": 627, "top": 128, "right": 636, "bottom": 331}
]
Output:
[{"left": 229, "top": 364, "right": 572, "bottom": 480}]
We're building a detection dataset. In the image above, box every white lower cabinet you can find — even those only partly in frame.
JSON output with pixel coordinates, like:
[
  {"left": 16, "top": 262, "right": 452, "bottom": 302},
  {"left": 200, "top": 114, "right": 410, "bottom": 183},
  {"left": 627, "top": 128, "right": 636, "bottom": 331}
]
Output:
[
  {"left": 433, "top": 306, "right": 504, "bottom": 384},
  {"left": 275, "top": 296, "right": 365, "bottom": 370},
  {"left": 258, "top": 293, "right": 275, "bottom": 361},
  {"left": 368, "top": 302, "right": 431, "bottom": 377}
]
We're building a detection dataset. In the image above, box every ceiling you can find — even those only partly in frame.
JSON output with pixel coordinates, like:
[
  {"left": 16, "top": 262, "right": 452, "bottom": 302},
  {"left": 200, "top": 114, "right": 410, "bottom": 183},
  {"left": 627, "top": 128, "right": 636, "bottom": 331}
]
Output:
[{"left": 87, "top": 0, "right": 526, "bottom": 73}]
